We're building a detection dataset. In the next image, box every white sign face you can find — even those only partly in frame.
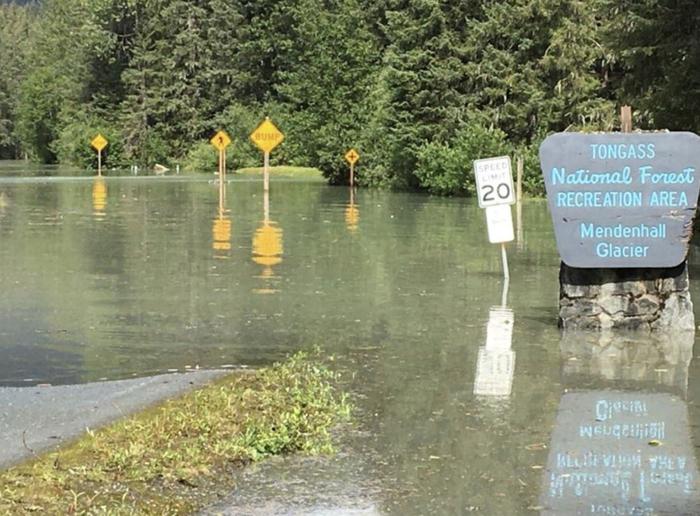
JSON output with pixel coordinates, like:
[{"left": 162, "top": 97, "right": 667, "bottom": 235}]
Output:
[
  {"left": 474, "top": 156, "right": 515, "bottom": 208},
  {"left": 485, "top": 204, "right": 514, "bottom": 243}
]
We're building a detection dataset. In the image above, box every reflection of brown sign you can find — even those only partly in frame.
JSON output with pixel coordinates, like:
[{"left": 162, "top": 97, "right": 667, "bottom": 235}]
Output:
[
  {"left": 542, "top": 391, "right": 700, "bottom": 515},
  {"left": 542, "top": 330, "right": 700, "bottom": 514}
]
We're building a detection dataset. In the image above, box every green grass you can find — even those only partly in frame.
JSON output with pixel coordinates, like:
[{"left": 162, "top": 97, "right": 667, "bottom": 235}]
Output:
[
  {"left": 235, "top": 166, "right": 323, "bottom": 179},
  {"left": 0, "top": 351, "right": 351, "bottom": 515}
]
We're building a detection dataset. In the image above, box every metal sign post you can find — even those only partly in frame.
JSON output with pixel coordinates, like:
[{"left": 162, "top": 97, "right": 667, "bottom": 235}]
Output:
[
  {"left": 90, "top": 134, "right": 108, "bottom": 177},
  {"left": 474, "top": 156, "right": 516, "bottom": 281},
  {"left": 345, "top": 148, "right": 360, "bottom": 187},
  {"left": 210, "top": 130, "right": 231, "bottom": 180},
  {"left": 210, "top": 130, "right": 231, "bottom": 215},
  {"left": 250, "top": 117, "right": 284, "bottom": 193}
]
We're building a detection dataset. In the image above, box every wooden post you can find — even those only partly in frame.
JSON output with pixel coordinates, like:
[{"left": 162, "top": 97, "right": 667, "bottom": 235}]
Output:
[
  {"left": 516, "top": 157, "right": 523, "bottom": 203},
  {"left": 621, "top": 105, "right": 633, "bottom": 133},
  {"left": 350, "top": 163, "right": 355, "bottom": 188},
  {"left": 219, "top": 148, "right": 225, "bottom": 217},
  {"left": 515, "top": 156, "right": 523, "bottom": 247},
  {"left": 219, "top": 171, "right": 224, "bottom": 214},
  {"left": 263, "top": 187, "right": 270, "bottom": 224},
  {"left": 264, "top": 151, "right": 270, "bottom": 192}
]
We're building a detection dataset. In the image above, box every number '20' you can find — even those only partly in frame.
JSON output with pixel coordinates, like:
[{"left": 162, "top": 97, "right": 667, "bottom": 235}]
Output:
[{"left": 481, "top": 183, "right": 511, "bottom": 202}]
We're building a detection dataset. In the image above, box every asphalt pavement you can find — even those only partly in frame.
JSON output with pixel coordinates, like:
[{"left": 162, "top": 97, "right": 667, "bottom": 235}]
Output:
[{"left": 0, "top": 370, "right": 227, "bottom": 469}]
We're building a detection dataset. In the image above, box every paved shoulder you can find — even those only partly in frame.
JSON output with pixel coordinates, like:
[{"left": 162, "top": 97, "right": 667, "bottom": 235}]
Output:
[{"left": 0, "top": 370, "right": 227, "bottom": 469}]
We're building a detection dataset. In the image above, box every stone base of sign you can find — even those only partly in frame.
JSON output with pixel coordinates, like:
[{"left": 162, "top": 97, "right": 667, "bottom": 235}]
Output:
[{"left": 559, "top": 262, "right": 694, "bottom": 331}]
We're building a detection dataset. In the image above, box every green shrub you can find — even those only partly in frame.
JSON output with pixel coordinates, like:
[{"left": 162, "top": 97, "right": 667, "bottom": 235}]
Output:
[
  {"left": 415, "top": 121, "right": 513, "bottom": 196},
  {"left": 52, "top": 112, "right": 126, "bottom": 170},
  {"left": 130, "top": 129, "right": 172, "bottom": 168},
  {"left": 516, "top": 137, "right": 546, "bottom": 197},
  {"left": 184, "top": 141, "right": 226, "bottom": 174},
  {"left": 184, "top": 102, "right": 265, "bottom": 173},
  {"left": 0, "top": 350, "right": 351, "bottom": 514}
]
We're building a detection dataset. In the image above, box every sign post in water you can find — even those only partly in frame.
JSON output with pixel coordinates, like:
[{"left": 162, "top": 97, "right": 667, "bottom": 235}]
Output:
[
  {"left": 210, "top": 130, "right": 231, "bottom": 180},
  {"left": 474, "top": 156, "right": 515, "bottom": 280},
  {"left": 91, "top": 134, "right": 108, "bottom": 177},
  {"left": 345, "top": 148, "right": 360, "bottom": 187},
  {"left": 210, "top": 130, "right": 231, "bottom": 214},
  {"left": 250, "top": 117, "right": 284, "bottom": 192}
]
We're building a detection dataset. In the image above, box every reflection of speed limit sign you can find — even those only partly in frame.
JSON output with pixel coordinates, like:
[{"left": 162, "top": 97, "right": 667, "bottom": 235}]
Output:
[{"left": 473, "top": 156, "right": 515, "bottom": 208}]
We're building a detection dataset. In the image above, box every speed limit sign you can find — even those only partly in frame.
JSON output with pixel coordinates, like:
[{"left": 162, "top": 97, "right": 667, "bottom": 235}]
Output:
[{"left": 474, "top": 156, "right": 515, "bottom": 208}]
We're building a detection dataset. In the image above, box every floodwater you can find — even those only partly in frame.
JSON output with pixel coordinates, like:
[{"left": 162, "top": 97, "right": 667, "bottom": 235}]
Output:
[{"left": 1, "top": 161, "right": 700, "bottom": 514}]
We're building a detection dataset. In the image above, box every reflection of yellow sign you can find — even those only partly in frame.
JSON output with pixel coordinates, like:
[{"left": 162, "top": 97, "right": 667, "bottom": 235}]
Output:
[
  {"left": 345, "top": 204, "right": 359, "bottom": 232},
  {"left": 91, "top": 134, "right": 108, "bottom": 152},
  {"left": 210, "top": 130, "right": 231, "bottom": 151},
  {"left": 345, "top": 148, "right": 360, "bottom": 165},
  {"left": 212, "top": 216, "right": 232, "bottom": 254},
  {"left": 250, "top": 118, "right": 284, "bottom": 153},
  {"left": 252, "top": 222, "right": 284, "bottom": 293},
  {"left": 253, "top": 223, "right": 283, "bottom": 267},
  {"left": 345, "top": 188, "right": 359, "bottom": 232},
  {"left": 92, "top": 178, "right": 107, "bottom": 217}
]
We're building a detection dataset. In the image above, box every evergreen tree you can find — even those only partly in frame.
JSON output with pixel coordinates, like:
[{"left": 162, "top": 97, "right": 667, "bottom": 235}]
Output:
[
  {"left": 461, "top": 0, "right": 615, "bottom": 145},
  {"left": 6, "top": 0, "right": 680, "bottom": 197},
  {"left": 603, "top": 0, "right": 700, "bottom": 131},
  {"left": 16, "top": 0, "right": 134, "bottom": 163},
  {"left": 121, "top": 0, "right": 215, "bottom": 163},
  {"left": 538, "top": 0, "right": 616, "bottom": 131},
  {"left": 0, "top": 3, "right": 35, "bottom": 158},
  {"left": 275, "top": 0, "right": 380, "bottom": 183},
  {"left": 365, "top": 0, "right": 469, "bottom": 188}
]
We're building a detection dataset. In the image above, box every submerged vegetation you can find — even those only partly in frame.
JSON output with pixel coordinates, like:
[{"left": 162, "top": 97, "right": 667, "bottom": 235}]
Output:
[
  {"left": 0, "top": 351, "right": 351, "bottom": 515},
  {"left": 0, "top": 1, "right": 698, "bottom": 195}
]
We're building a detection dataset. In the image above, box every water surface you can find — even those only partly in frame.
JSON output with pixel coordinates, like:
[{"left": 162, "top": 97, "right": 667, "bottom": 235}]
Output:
[{"left": 1, "top": 163, "right": 699, "bottom": 514}]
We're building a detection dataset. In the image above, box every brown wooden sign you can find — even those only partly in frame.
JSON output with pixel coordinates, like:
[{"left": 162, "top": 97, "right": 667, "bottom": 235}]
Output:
[{"left": 540, "top": 132, "right": 700, "bottom": 268}]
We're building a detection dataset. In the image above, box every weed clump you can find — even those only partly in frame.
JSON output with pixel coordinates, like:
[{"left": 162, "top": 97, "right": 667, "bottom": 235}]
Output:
[{"left": 0, "top": 351, "right": 351, "bottom": 514}]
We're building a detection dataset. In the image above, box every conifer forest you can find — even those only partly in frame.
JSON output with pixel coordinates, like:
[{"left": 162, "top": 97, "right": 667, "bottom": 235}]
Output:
[{"left": 0, "top": 0, "right": 697, "bottom": 196}]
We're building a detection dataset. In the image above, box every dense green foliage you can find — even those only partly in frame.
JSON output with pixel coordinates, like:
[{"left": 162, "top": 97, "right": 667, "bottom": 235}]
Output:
[
  {"left": 1, "top": 0, "right": 697, "bottom": 194},
  {"left": 0, "top": 3, "right": 35, "bottom": 158}
]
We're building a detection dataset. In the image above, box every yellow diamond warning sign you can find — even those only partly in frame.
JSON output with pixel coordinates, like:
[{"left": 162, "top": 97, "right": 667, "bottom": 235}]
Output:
[
  {"left": 211, "top": 130, "right": 231, "bottom": 151},
  {"left": 250, "top": 118, "right": 284, "bottom": 153},
  {"left": 345, "top": 148, "right": 360, "bottom": 165},
  {"left": 91, "top": 134, "right": 108, "bottom": 152}
]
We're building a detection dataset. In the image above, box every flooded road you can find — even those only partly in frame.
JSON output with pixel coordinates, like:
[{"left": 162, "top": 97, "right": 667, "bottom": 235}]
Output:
[{"left": 1, "top": 164, "right": 699, "bottom": 513}]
